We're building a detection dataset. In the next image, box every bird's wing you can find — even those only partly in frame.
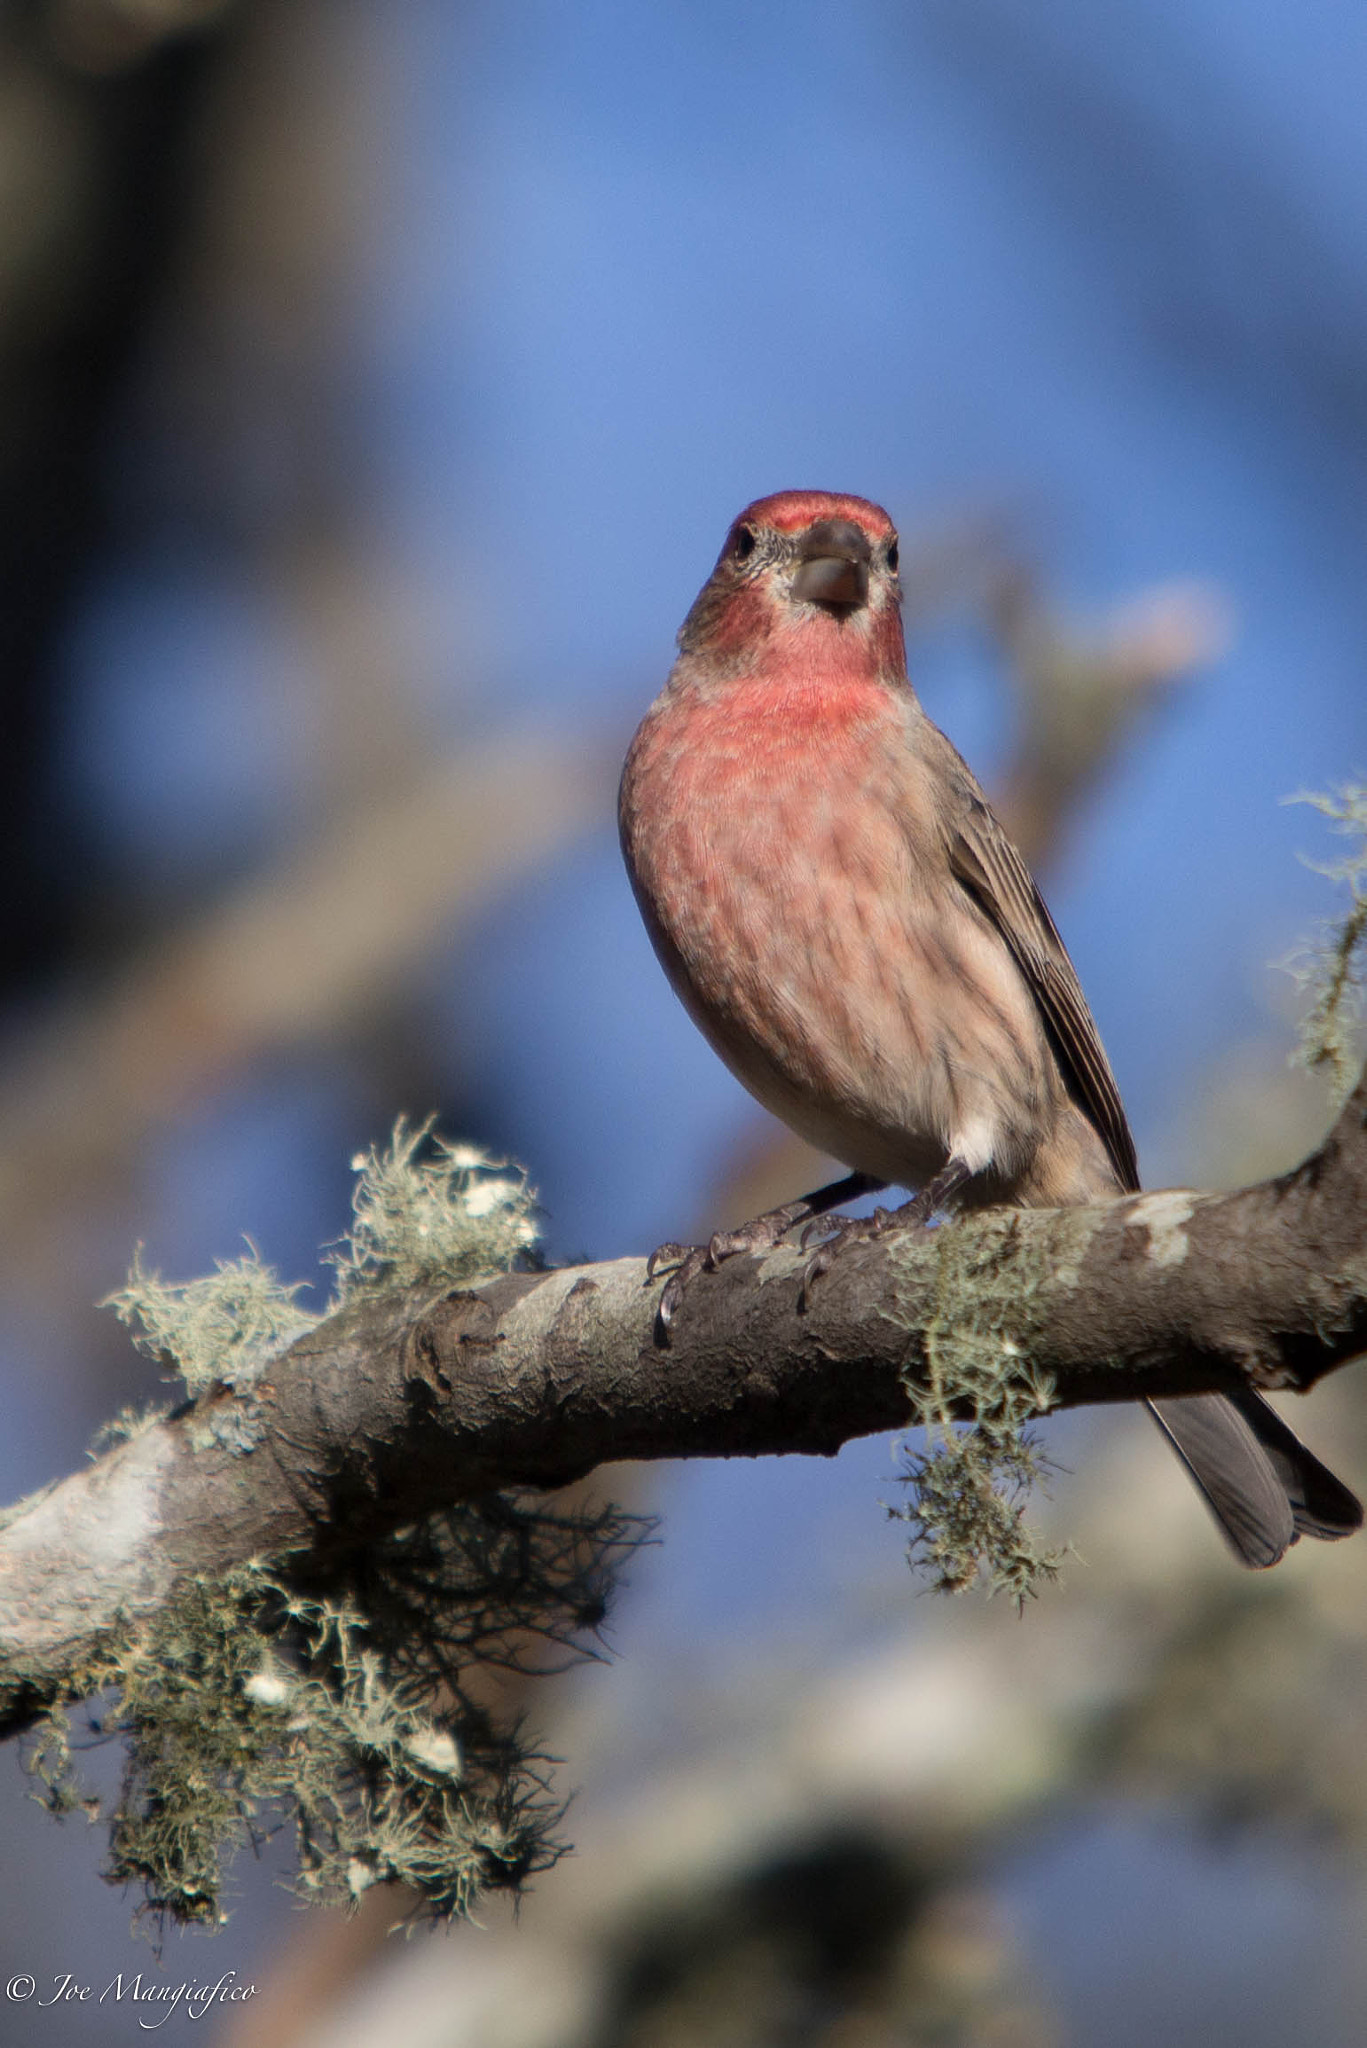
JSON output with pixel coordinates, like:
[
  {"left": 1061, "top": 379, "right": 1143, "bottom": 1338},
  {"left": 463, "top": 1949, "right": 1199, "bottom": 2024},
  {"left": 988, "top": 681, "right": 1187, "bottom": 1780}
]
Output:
[
  {"left": 931, "top": 739, "right": 1361, "bottom": 1566},
  {"left": 947, "top": 786, "right": 1141, "bottom": 1193}
]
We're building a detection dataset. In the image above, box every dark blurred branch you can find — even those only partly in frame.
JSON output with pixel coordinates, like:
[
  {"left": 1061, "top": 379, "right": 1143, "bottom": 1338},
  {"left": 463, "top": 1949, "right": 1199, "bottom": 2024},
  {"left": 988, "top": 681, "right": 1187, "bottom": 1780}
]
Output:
[
  {"left": 905, "top": 519, "right": 1228, "bottom": 867},
  {"left": 988, "top": 565, "right": 1229, "bottom": 869},
  {"left": 0, "top": 734, "right": 612, "bottom": 1269},
  {"left": 0, "top": 1, "right": 246, "bottom": 985},
  {"left": 2, "top": 1066, "right": 1364, "bottom": 1739}
]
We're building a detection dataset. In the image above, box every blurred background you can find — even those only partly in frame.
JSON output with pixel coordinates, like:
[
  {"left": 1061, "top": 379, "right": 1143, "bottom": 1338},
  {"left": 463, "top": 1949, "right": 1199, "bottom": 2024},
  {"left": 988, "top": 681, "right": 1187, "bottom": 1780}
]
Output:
[{"left": 2, "top": 0, "right": 1367, "bottom": 2041}]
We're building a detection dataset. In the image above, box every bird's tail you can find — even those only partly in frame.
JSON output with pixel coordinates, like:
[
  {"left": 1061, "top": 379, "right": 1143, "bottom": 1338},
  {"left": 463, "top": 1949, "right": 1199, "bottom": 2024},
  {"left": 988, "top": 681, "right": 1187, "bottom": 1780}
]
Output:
[{"left": 1146, "top": 1392, "right": 1363, "bottom": 1569}]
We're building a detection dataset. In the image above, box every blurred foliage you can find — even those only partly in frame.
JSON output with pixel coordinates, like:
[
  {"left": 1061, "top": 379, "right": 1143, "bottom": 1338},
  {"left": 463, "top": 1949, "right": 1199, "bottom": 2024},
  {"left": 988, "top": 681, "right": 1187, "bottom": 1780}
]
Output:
[
  {"left": 593, "top": 1832, "right": 1052, "bottom": 2048},
  {"left": 0, "top": 0, "right": 241, "bottom": 985}
]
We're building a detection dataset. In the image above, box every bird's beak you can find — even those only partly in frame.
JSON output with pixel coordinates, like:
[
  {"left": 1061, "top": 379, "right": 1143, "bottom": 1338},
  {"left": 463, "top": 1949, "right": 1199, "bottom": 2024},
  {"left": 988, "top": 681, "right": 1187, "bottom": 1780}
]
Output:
[{"left": 790, "top": 520, "right": 871, "bottom": 610}]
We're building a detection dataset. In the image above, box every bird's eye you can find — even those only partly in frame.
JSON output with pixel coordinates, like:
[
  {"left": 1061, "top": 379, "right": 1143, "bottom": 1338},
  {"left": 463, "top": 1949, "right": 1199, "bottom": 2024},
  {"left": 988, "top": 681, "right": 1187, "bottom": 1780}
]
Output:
[
  {"left": 731, "top": 524, "right": 758, "bottom": 561},
  {"left": 886, "top": 540, "right": 899, "bottom": 573}
]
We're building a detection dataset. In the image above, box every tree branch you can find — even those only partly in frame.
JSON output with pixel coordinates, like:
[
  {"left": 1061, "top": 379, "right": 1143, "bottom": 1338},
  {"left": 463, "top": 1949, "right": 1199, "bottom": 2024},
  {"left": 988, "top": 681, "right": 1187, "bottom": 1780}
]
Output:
[{"left": 2, "top": 1069, "right": 1365, "bottom": 1740}]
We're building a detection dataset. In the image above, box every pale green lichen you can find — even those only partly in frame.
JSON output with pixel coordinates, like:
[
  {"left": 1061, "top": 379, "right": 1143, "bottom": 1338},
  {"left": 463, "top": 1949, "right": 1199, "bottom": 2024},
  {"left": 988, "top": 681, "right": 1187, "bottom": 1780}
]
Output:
[
  {"left": 100, "top": 1122, "right": 542, "bottom": 1400},
  {"left": 887, "top": 1215, "right": 1063, "bottom": 1604},
  {"left": 69, "top": 1121, "right": 647, "bottom": 1938},
  {"left": 890, "top": 1426, "right": 1061, "bottom": 1606},
  {"left": 326, "top": 1118, "right": 540, "bottom": 1299},
  {"left": 1281, "top": 782, "right": 1367, "bottom": 1107},
  {"left": 29, "top": 1501, "right": 647, "bottom": 1937},
  {"left": 88, "top": 1401, "right": 173, "bottom": 1456},
  {"left": 103, "top": 1246, "right": 317, "bottom": 1399}
]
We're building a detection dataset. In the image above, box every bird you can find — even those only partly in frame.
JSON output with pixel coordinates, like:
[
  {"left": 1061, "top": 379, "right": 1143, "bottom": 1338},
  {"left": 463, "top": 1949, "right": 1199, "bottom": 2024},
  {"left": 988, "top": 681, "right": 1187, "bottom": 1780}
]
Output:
[{"left": 618, "top": 488, "right": 1361, "bottom": 1569}]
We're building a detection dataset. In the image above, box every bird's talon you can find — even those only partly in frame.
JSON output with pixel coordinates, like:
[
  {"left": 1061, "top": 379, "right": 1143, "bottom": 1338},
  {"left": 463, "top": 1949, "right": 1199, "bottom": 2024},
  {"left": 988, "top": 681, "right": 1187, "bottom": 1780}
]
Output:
[
  {"left": 797, "top": 1246, "right": 832, "bottom": 1312},
  {"left": 799, "top": 1212, "right": 850, "bottom": 1251},
  {"left": 645, "top": 1241, "right": 690, "bottom": 1283},
  {"left": 796, "top": 1208, "right": 898, "bottom": 1309},
  {"left": 656, "top": 1276, "right": 683, "bottom": 1328},
  {"left": 648, "top": 1241, "right": 716, "bottom": 1342},
  {"left": 647, "top": 1175, "right": 889, "bottom": 1334}
]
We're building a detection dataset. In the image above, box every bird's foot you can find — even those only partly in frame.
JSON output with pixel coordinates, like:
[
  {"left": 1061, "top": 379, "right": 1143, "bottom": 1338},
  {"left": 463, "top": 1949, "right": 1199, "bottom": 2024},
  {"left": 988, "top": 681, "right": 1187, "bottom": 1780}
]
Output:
[
  {"left": 645, "top": 1173, "right": 891, "bottom": 1341},
  {"left": 797, "top": 1159, "right": 973, "bottom": 1310},
  {"left": 797, "top": 1204, "right": 901, "bottom": 1308},
  {"left": 647, "top": 1199, "right": 816, "bottom": 1339}
]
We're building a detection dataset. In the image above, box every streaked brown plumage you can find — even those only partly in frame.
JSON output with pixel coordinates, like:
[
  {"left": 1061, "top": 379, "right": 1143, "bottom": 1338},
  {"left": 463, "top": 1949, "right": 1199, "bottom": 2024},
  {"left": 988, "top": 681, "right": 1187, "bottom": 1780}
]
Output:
[{"left": 620, "top": 489, "right": 1361, "bottom": 1567}]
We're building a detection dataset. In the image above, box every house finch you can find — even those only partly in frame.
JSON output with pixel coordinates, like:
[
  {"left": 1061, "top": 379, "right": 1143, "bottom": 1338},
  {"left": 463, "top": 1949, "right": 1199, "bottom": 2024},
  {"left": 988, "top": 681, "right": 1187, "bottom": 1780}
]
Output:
[{"left": 620, "top": 488, "right": 1361, "bottom": 1568}]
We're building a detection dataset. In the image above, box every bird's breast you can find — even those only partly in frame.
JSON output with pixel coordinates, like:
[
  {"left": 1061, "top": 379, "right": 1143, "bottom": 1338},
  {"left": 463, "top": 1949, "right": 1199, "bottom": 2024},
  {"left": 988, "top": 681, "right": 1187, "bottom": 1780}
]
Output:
[
  {"left": 624, "top": 672, "right": 905, "bottom": 895},
  {"left": 620, "top": 672, "right": 1051, "bottom": 1182}
]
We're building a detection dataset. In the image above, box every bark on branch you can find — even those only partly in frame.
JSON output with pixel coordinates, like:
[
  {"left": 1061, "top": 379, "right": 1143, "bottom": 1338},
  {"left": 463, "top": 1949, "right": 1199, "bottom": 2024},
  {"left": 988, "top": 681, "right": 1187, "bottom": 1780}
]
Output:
[{"left": 2, "top": 1069, "right": 1365, "bottom": 1739}]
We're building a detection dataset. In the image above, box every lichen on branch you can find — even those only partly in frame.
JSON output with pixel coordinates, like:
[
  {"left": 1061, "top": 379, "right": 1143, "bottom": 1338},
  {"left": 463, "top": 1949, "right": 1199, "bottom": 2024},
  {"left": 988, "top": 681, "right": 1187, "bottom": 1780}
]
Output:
[
  {"left": 42, "top": 1123, "right": 648, "bottom": 1937},
  {"left": 886, "top": 1214, "right": 1063, "bottom": 1603},
  {"left": 1282, "top": 781, "right": 1367, "bottom": 1106},
  {"left": 104, "top": 1248, "right": 316, "bottom": 1399},
  {"left": 30, "top": 1497, "right": 646, "bottom": 1935},
  {"left": 326, "top": 1118, "right": 541, "bottom": 1297}
]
